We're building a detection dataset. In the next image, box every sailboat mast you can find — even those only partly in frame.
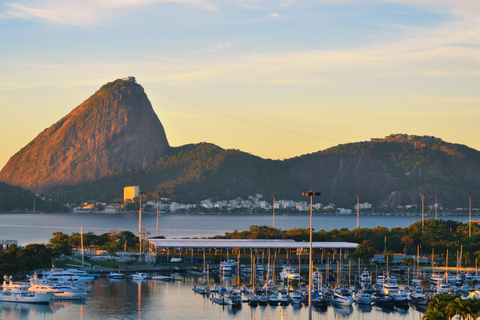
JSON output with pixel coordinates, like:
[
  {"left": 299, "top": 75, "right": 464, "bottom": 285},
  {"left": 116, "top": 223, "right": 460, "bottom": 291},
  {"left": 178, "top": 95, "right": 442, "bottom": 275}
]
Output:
[{"left": 81, "top": 227, "right": 84, "bottom": 268}]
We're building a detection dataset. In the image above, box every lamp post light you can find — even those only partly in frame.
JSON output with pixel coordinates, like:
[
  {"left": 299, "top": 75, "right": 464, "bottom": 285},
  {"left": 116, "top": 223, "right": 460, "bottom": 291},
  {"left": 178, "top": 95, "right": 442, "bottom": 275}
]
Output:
[
  {"left": 138, "top": 191, "right": 143, "bottom": 261},
  {"left": 302, "top": 190, "right": 321, "bottom": 320},
  {"left": 420, "top": 193, "right": 425, "bottom": 229},
  {"left": 272, "top": 194, "right": 276, "bottom": 228},
  {"left": 434, "top": 196, "right": 438, "bottom": 220},
  {"left": 469, "top": 196, "right": 472, "bottom": 238},
  {"left": 356, "top": 195, "right": 360, "bottom": 229}
]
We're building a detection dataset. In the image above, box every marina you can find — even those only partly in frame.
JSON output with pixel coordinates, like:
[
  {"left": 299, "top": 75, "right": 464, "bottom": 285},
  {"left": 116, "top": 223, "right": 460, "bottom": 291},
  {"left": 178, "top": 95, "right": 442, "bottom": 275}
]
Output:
[{"left": 1, "top": 213, "right": 479, "bottom": 319}]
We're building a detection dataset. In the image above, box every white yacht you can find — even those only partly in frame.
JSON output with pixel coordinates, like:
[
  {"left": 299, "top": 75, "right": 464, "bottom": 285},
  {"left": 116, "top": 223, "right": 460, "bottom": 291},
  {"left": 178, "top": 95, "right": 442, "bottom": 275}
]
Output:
[
  {"left": 28, "top": 282, "right": 87, "bottom": 301},
  {"left": 359, "top": 270, "right": 371, "bottom": 283},
  {"left": 151, "top": 274, "right": 172, "bottom": 281},
  {"left": 41, "top": 269, "right": 94, "bottom": 285},
  {"left": 219, "top": 261, "right": 233, "bottom": 276},
  {"left": 280, "top": 266, "right": 299, "bottom": 281},
  {"left": 131, "top": 272, "right": 150, "bottom": 280},
  {"left": 107, "top": 272, "right": 124, "bottom": 280},
  {"left": 1, "top": 277, "right": 52, "bottom": 304},
  {"left": 331, "top": 287, "right": 353, "bottom": 306},
  {"left": 354, "top": 290, "right": 373, "bottom": 305}
]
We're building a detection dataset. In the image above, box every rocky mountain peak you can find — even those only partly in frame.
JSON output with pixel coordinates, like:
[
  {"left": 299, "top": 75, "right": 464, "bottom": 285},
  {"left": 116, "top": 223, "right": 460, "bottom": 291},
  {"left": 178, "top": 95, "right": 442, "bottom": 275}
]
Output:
[{"left": 0, "top": 77, "right": 169, "bottom": 193}]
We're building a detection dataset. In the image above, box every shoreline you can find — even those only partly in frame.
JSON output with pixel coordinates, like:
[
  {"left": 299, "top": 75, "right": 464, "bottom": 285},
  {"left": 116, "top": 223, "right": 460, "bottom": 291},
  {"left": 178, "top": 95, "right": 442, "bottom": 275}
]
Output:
[{"left": 0, "top": 211, "right": 477, "bottom": 218}]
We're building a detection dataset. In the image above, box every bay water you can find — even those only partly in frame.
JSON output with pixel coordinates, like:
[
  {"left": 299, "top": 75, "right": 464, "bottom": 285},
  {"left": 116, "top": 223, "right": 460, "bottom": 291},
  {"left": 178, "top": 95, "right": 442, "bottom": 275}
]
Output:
[{"left": 0, "top": 212, "right": 472, "bottom": 319}]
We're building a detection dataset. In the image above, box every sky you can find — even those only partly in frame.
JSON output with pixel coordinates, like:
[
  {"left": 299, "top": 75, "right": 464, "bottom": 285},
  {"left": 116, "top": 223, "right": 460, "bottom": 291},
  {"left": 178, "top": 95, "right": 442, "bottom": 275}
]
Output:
[{"left": 1, "top": 0, "right": 480, "bottom": 170}]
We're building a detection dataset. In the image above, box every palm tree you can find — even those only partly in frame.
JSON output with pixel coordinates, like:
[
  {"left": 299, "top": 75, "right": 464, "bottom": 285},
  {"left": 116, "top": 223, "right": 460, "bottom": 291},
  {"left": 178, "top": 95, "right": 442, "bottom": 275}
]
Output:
[
  {"left": 446, "top": 298, "right": 466, "bottom": 320},
  {"left": 423, "top": 307, "right": 447, "bottom": 320}
]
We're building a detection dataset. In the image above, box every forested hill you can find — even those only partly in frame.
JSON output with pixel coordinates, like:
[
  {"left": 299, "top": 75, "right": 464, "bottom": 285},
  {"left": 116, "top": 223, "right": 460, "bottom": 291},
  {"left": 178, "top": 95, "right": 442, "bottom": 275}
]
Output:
[
  {"left": 0, "top": 182, "right": 68, "bottom": 212},
  {"left": 49, "top": 134, "right": 480, "bottom": 209}
]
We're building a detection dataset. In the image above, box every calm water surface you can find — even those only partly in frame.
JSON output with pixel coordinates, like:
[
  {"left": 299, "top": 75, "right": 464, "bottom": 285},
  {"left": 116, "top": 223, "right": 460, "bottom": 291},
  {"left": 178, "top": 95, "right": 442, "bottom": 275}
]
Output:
[
  {"left": 0, "top": 212, "right": 473, "bottom": 246},
  {"left": 0, "top": 276, "right": 427, "bottom": 320}
]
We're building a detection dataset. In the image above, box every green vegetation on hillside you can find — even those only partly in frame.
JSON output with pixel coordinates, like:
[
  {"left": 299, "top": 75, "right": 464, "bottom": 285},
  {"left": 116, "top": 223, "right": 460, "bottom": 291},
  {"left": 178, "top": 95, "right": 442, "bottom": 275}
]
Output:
[
  {"left": 48, "top": 135, "right": 480, "bottom": 208},
  {"left": 0, "top": 182, "right": 68, "bottom": 212}
]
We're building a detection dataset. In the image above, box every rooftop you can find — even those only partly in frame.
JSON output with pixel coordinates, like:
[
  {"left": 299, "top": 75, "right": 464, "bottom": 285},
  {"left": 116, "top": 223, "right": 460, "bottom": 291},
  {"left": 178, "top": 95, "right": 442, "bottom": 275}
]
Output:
[{"left": 148, "top": 238, "right": 358, "bottom": 249}]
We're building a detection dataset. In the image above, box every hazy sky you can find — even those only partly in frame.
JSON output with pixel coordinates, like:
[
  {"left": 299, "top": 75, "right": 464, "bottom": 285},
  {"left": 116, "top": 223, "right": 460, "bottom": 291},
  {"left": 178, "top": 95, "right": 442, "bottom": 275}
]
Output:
[{"left": 1, "top": 0, "right": 479, "bottom": 170}]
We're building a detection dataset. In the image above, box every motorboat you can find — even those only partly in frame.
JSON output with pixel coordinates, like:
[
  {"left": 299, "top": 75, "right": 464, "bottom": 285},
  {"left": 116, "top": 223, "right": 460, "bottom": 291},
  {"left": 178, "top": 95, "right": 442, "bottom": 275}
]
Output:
[
  {"left": 444, "top": 273, "right": 456, "bottom": 283},
  {"left": 258, "top": 293, "right": 268, "bottom": 306},
  {"left": 279, "top": 293, "right": 290, "bottom": 306},
  {"left": 382, "top": 281, "right": 408, "bottom": 304},
  {"left": 312, "top": 292, "right": 329, "bottom": 307},
  {"left": 359, "top": 270, "right": 371, "bottom": 283},
  {"left": 131, "top": 272, "right": 150, "bottom": 280},
  {"left": 224, "top": 292, "right": 242, "bottom": 306},
  {"left": 107, "top": 272, "right": 124, "bottom": 279},
  {"left": 429, "top": 273, "right": 444, "bottom": 284},
  {"left": 38, "top": 269, "right": 94, "bottom": 285},
  {"left": 331, "top": 287, "right": 353, "bottom": 306},
  {"left": 374, "top": 294, "right": 395, "bottom": 306},
  {"left": 460, "top": 284, "right": 471, "bottom": 293},
  {"left": 1, "top": 277, "right": 51, "bottom": 304},
  {"left": 170, "top": 257, "right": 182, "bottom": 263},
  {"left": 354, "top": 290, "right": 373, "bottom": 305},
  {"left": 411, "top": 276, "right": 422, "bottom": 286},
  {"left": 291, "top": 290, "right": 303, "bottom": 305},
  {"left": 267, "top": 293, "right": 279, "bottom": 306},
  {"left": 151, "top": 274, "right": 172, "bottom": 282},
  {"left": 437, "top": 283, "right": 452, "bottom": 293},
  {"left": 280, "top": 266, "right": 300, "bottom": 282},
  {"left": 65, "top": 268, "right": 96, "bottom": 280},
  {"left": 28, "top": 283, "right": 87, "bottom": 301},
  {"left": 248, "top": 294, "right": 258, "bottom": 307},
  {"left": 219, "top": 261, "right": 233, "bottom": 276},
  {"left": 376, "top": 275, "right": 386, "bottom": 286},
  {"left": 409, "top": 286, "right": 429, "bottom": 305}
]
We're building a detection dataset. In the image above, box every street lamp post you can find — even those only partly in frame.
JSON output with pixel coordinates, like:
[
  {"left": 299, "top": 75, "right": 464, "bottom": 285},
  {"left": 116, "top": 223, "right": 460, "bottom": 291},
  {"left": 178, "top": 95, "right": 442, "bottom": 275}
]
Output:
[
  {"left": 434, "top": 196, "right": 438, "bottom": 220},
  {"left": 356, "top": 195, "right": 360, "bottom": 229},
  {"left": 420, "top": 193, "right": 425, "bottom": 229},
  {"left": 302, "top": 190, "right": 321, "bottom": 320},
  {"left": 469, "top": 196, "right": 472, "bottom": 238},
  {"left": 156, "top": 193, "right": 160, "bottom": 237},
  {"left": 272, "top": 194, "right": 276, "bottom": 228},
  {"left": 138, "top": 191, "right": 143, "bottom": 261}
]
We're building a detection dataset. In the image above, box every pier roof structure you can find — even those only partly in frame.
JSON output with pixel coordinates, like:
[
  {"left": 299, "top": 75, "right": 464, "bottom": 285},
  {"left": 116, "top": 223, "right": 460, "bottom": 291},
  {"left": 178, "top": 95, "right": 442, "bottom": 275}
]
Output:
[{"left": 148, "top": 238, "right": 358, "bottom": 250}]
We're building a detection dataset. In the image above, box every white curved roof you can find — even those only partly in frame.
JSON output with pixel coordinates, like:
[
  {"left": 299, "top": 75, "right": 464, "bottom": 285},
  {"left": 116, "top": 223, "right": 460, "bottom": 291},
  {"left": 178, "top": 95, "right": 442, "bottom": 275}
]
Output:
[{"left": 148, "top": 238, "right": 358, "bottom": 249}]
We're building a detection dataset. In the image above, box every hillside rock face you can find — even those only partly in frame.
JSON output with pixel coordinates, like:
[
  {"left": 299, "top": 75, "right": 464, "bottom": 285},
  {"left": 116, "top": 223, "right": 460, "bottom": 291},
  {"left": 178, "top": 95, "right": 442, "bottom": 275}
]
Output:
[{"left": 0, "top": 78, "right": 169, "bottom": 193}]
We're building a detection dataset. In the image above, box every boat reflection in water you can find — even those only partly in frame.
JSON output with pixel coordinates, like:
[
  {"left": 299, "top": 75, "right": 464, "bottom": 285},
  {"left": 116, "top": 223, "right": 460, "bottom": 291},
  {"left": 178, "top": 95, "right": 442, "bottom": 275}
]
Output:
[
  {"left": 357, "top": 304, "right": 373, "bottom": 313},
  {"left": 0, "top": 272, "right": 430, "bottom": 320},
  {"left": 332, "top": 304, "right": 354, "bottom": 316},
  {"left": 0, "top": 302, "right": 53, "bottom": 317}
]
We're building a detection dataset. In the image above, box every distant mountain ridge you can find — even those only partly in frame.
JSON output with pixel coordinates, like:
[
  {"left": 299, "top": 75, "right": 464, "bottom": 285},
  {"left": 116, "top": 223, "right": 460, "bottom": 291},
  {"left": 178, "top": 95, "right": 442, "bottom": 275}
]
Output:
[{"left": 0, "top": 78, "right": 479, "bottom": 209}]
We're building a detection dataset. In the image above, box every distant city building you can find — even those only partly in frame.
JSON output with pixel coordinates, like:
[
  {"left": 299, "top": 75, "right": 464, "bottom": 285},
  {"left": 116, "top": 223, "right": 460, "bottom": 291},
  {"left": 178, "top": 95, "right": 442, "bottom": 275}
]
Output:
[
  {"left": 1, "top": 240, "right": 18, "bottom": 251},
  {"left": 355, "top": 202, "right": 372, "bottom": 210},
  {"left": 124, "top": 186, "right": 140, "bottom": 203}
]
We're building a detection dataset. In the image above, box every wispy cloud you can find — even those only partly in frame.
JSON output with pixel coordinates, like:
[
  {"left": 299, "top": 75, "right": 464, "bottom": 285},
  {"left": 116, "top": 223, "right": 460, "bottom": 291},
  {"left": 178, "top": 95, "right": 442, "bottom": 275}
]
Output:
[
  {"left": 185, "top": 43, "right": 233, "bottom": 56},
  {"left": 2, "top": 0, "right": 216, "bottom": 25}
]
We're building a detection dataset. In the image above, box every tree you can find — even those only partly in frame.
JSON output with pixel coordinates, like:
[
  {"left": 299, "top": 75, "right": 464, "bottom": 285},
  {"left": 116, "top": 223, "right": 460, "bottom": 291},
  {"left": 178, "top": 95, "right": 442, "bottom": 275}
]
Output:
[
  {"left": 350, "top": 240, "right": 375, "bottom": 264},
  {"left": 49, "top": 232, "right": 72, "bottom": 256}
]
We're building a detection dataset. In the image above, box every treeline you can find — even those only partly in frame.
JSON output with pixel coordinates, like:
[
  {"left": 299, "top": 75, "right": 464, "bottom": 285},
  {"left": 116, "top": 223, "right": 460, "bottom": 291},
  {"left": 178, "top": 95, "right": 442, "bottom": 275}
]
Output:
[
  {"left": 0, "top": 229, "right": 145, "bottom": 278},
  {"left": 215, "top": 219, "right": 480, "bottom": 265},
  {"left": 0, "top": 244, "right": 56, "bottom": 276},
  {"left": 0, "top": 182, "right": 68, "bottom": 212},
  {"left": 49, "top": 229, "right": 142, "bottom": 256}
]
